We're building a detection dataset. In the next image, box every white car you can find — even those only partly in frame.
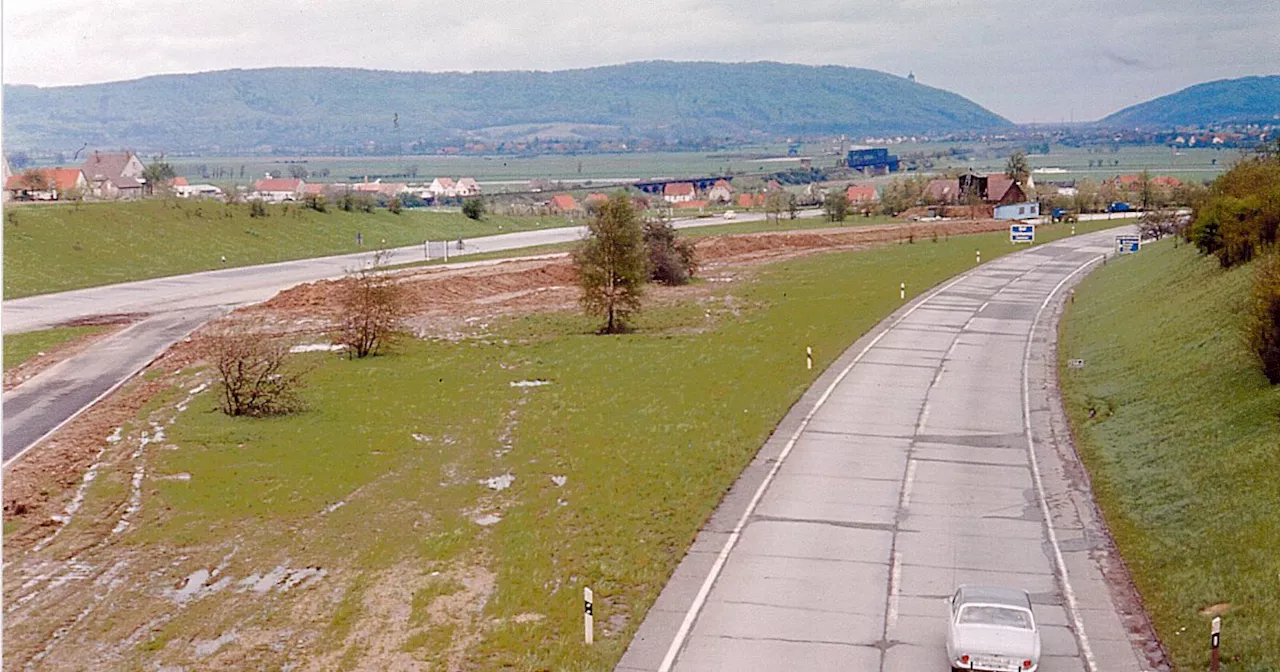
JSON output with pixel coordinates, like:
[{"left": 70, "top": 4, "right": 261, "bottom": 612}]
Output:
[
  {"left": 946, "top": 585, "right": 1041, "bottom": 671},
  {"left": 723, "top": 210, "right": 736, "bottom": 219}
]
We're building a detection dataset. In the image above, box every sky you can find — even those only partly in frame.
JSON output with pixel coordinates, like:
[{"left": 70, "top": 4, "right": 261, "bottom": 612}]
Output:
[{"left": 3, "top": 0, "right": 1278, "bottom": 123}]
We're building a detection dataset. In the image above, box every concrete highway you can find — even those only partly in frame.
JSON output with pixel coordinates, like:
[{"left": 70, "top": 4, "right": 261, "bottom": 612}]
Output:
[
  {"left": 1, "top": 208, "right": 822, "bottom": 465},
  {"left": 618, "top": 227, "right": 1150, "bottom": 671}
]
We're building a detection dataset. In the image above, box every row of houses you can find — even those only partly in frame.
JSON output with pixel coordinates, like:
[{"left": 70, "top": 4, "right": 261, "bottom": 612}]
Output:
[
  {"left": 247, "top": 175, "right": 482, "bottom": 203},
  {"left": 3, "top": 151, "right": 229, "bottom": 202}
]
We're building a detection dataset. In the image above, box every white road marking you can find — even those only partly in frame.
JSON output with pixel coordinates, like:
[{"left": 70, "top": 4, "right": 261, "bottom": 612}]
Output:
[
  {"left": 1021, "top": 254, "right": 1106, "bottom": 672},
  {"left": 901, "top": 459, "right": 918, "bottom": 510},
  {"left": 656, "top": 273, "right": 973, "bottom": 672},
  {"left": 886, "top": 550, "right": 903, "bottom": 630}
]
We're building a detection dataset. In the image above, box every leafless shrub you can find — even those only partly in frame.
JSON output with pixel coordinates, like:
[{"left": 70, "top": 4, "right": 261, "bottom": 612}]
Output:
[
  {"left": 208, "top": 320, "right": 308, "bottom": 416},
  {"left": 334, "top": 250, "right": 408, "bottom": 358},
  {"left": 1138, "top": 208, "right": 1182, "bottom": 241}
]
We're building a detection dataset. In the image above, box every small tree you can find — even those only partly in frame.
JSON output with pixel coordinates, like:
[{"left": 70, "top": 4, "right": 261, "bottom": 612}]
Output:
[
  {"left": 823, "top": 191, "right": 849, "bottom": 222},
  {"left": 462, "top": 198, "right": 485, "bottom": 220},
  {"left": 1005, "top": 151, "right": 1030, "bottom": 186},
  {"left": 388, "top": 196, "right": 403, "bottom": 214},
  {"left": 304, "top": 193, "right": 327, "bottom": 212},
  {"left": 643, "top": 216, "right": 698, "bottom": 286},
  {"left": 142, "top": 161, "right": 177, "bottom": 197},
  {"left": 787, "top": 193, "right": 799, "bottom": 220},
  {"left": 208, "top": 320, "right": 307, "bottom": 417},
  {"left": 18, "top": 169, "right": 49, "bottom": 193},
  {"left": 1138, "top": 209, "right": 1180, "bottom": 240},
  {"left": 288, "top": 165, "right": 309, "bottom": 180},
  {"left": 764, "top": 191, "right": 787, "bottom": 222},
  {"left": 574, "top": 193, "right": 648, "bottom": 333},
  {"left": 334, "top": 251, "right": 407, "bottom": 358},
  {"left": 249, "top": 200, "right": 268, "bottom": 218}
]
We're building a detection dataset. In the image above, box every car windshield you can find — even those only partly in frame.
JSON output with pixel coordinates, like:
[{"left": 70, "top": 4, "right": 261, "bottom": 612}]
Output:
[{"left": 958, "top": 605, "right": 1033, "bottom": 629}]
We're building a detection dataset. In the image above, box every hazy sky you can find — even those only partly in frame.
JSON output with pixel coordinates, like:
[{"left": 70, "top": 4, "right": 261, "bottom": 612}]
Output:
[{"left": 3, "top": 0, "right": 1277, "bottom": 123}]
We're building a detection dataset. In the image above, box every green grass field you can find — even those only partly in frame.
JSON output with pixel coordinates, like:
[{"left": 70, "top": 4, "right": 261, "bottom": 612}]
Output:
[
  {"left": 8, "top": 220, "right": 1127, "bottom": 669},
  {"left": 1059, "top": 241, "right": 1280, "bottom": 671},
  {"left": 3, "top": 325, "right": 109, "bottom": 371},
  {"left": 2, "top": 200, "right": 566, "bottom": 298}
]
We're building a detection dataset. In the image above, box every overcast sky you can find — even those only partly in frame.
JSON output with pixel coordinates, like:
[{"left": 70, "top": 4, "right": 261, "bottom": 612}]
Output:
[{"left": 3, "top": 0, "right": 1277, "bottom": 123}]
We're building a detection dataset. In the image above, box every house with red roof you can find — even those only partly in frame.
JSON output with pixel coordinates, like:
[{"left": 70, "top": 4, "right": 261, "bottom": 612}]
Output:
[
  {"left": 707, "top": 179, "right": 734, "bottom": 203},
  {"left": 428, "top": 177, "right": 457, "bottom": 198},
  {"left": 455, "top": 178, "right": 481, "bottom": 197},
  {"left": 252, "top": 177, "right": 306, "bottom": 202},
  {"left": 845, "top": 185, "right": 879, "bottom": 204},
  {"left": 663, "top": 182, "right": 696, "bottom": 204},
  {"left": 549, "top": 194, "right": 579, "bottom": 212},
  {"left": 5, "top": 168, "right": 89, "bottom": 201}
]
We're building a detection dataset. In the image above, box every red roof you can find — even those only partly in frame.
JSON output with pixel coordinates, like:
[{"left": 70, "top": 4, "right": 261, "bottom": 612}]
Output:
[
  {"left": 845, "top": 186, "right": 878, "bottom": 202},
  {"left": 926, "top": 179, "right": 958, "bottom": 202},
  {"left": 585, "top": 193, "right": 608, "bottom": 203},
  {"left": 663, "top": 182, "right": 695, "bottom": 196},
  {"left": 255, "top": 178, "right": 304, "bottom": 192},
  {"left": 711, "top": 179, "right": 733, "bottom": 191},
  {"left": 985, "top": 175, "right": 1018, "bottom": 202},
  {"left": 6, "top": 168, "right": 84, "bottom": 191},
  {"left": 170, "top": 176, "right": 189, "bottom": 187},
  {"left": 550, "top": 194, "right": 578, "bottom": 211},
  {"left": 1151, "top": 176, "right": 1182, "bottom": 188},
  {"left": 737, "top": 193, "right": 754, "bottom": 207}
]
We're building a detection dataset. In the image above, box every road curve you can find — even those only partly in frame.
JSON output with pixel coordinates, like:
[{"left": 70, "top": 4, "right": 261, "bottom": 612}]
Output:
[{"left": 618, "top": 227, "right": 1151, "bottom": 672}]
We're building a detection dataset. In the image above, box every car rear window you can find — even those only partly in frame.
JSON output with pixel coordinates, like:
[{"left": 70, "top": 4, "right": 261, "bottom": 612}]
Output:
[{"left": 958, "top": 605, "right": 1033, "bottom": 629}]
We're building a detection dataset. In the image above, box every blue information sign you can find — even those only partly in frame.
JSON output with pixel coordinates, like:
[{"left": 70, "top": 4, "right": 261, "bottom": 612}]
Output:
[
  {"left": 1010, "top": 224, "right": 1035, "bottom": 244},
  {"left": 1116, "top": 235, "right": 1140, "bottom": 254}
]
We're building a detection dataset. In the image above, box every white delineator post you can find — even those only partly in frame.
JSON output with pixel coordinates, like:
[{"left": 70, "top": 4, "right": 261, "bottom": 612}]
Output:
[
  {"left": 584, "top": 587, "right": 594, "bottom": 645},
  {"left": 1210, "top": 616, "right": 1221, "bottom": 672},
  {"left": 976, "top": 249, "right": 981, "bottom": 264},
  {"left": 443, "top": 241, "right": 449, "bottom": 262},
  {"left": 806, "top": 346, "right": 812, "bottom": 371},
  {"left": 900, "top": 282, "right": 906, "bottom": 300}
]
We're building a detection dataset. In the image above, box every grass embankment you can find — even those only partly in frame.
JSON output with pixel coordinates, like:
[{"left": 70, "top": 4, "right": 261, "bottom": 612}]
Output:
[
  {"left": 2, "top": 200, "right": 560, "bottom": 298},
  {"left": 1059, "top": 241, "right": 1280, "bottom": 671},
  {"left": 33, "top": 221, "right": 1117, "bottom": 669},
  {"left": 3, "top": 325, "right": 109, "bottom": 371}
]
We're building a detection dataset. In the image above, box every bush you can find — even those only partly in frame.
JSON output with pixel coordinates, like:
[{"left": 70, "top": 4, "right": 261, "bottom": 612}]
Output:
[
  {"left": 334, "top": 251, "right": 407, "bottom": 358},
  {"left": 462, "top": 198, "right": 485, "bottom": 220},
  {"left": 208, "top": 320, "right": 307, "bottom": 416},
  {"left": 304, "top": 194, "right": 327, "bottom": 212},
  {"left": 1190, "top": 157, "right": 1280, "bottom": 267},
  {"left": 643, "top": 218, "right": 698, "bottom": 286},
  {"left": 248, "top": 200, "right": 268, "bottom": 218},
  {"left": 1249, "top": 252, "right": 1280, "bottom": 384},
  {"left": 388, "top": 196, "right": 403, "bottom": 215}
]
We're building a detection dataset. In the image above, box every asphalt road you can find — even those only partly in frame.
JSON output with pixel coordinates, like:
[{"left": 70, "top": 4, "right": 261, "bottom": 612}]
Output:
[
  {"left": 2, "top": 308, "right": 221, "bottom": 463},
  {"left": 618, "top": 227, "right": 1150, "bottom": 672}
]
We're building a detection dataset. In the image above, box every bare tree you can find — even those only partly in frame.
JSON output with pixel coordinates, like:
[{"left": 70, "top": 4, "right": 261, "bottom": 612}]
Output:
[
  {"left": 1139, "top": 208, "right": 1181, "bottom": 240},
  {"left": 208, "top": 320, "right": 308, "bottom": 417},
  {"left": 334, "top": 251, "right": 408, "bottom": 358}
]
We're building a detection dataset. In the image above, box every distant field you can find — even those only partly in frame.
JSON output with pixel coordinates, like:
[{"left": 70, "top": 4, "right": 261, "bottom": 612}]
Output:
[
  {"left": 1059, "top": 241, "right": 1280, "bottom": 670},
  {"left": 1, "top": 200, "right": 570, "bottom": 298},
  {"left": 142, "top": 143, "right": 1236, "bottom": 190}
]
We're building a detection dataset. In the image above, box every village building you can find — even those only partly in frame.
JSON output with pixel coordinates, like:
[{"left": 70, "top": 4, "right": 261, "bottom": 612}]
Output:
[
  {"left": 428, "top": 177, "right": 457, "bottom": 198},
  {"left": 663, "top": 182, "right": 696, "bottom": 204},
  {"left": 548, "top": 193, "right": 579, "bottom": 212},
  {"left": 82, "top": 151, "right": 145, "bottom": 200},
  {"left": 707, "top": 179, "right": 734, "bottom": 203},
  {"left": 5, "top": 167, "right": 90, "bottom": 201},
  {"left": 845, "top": 185, "right": 879, "bottom": 204},
  {"left": 251, "top": 177, "right": 306, "bottom": 202},
  {"left": 455, "top": 177, "right": 481, "bottom": 197}
]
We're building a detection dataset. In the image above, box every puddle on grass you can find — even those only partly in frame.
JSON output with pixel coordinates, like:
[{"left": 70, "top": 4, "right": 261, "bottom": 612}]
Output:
[
  {"left": 510, "top": 379, "right": 552, "bottom": 388},
  {"left": 551, "top": 475, "right": 566, "bottom": 487},
  {"left": 471, "top": 514, "right": 502, "bottom": 526},
  {"left": 289, "top": 343, "right": 346, "bottom": 353}
]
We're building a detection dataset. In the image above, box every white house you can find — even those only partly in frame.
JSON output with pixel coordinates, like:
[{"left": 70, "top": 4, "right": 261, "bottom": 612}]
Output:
[
  {"left": 707, "top": 179, "right": 734, "bottom": 203},
  {"left": 663, "top": 182, "right": 696, "bottom": 204},
  {"left": 455, "top": 177, "right": 481, "bottom": 197},
  {"left": 252, "top": 177, "right": 306, "bottom": 202},
  {"left": 428, "top": 177, "right": 457, "bottom": 198}
]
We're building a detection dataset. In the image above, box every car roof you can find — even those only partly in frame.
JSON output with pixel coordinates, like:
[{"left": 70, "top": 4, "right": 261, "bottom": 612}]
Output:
[{"left": 956, "top": 585, "right": 1032, "bottom": 610}]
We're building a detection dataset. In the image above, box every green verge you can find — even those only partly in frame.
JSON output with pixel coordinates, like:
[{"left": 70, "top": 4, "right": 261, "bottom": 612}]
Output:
[
  {"left": 2, "top": 200, "right": 564, "bottom": 299},
  {"left": 1059, "top": 240, "right": 1280, "bottom": 671},
  {"left": 75, "top": 220, "right": 1119, "bottom": 669},
  {"left": 3, "top": 325, "right": 110, "bottom": 372}
]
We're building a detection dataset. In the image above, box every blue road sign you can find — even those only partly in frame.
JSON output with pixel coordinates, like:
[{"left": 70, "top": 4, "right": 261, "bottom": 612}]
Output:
[
  {"left": 1010, "top": 224, "right": 1035, "bottom": 244},
  {"left": 1116, "top": 235, "right": 1140, "bottom": 254}
]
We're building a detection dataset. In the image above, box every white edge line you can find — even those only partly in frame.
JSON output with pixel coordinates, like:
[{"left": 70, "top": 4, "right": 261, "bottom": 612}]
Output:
[
  {"left": 2, "top": 314, "right": 210, "bottom": 469},
  {"left": 656, "top": 272, "right": 972, "bottom": 672},
  {"left": 1022, "top": 252, "right": 1106, "bottom": 672}
]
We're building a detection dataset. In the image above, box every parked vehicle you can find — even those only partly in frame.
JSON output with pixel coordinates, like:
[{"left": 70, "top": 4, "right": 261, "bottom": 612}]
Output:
[
  {"left": 1108, "top": 201, "right": 1133, "bottom": 213},
  {"left": 946, "top": 585, "right": 1040, "bottom": 671},
  {"left": 723, "top": 210, "right": 736, "bottom": 219}
]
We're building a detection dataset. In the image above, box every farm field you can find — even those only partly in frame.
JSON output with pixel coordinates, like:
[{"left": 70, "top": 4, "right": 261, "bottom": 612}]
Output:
[
  {"left": 1059, "top": 240, "right": 1280, "bottom": 670},
  {"left": 1, "top": 200, "right": 564, "bottom": 298},
  {"left": 2, "top": 218, "right": 1125, "bottom": 670}
]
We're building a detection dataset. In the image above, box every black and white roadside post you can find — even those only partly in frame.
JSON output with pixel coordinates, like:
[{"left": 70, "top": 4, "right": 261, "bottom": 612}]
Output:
[
  {"left": 584, "top": 587, "right": 594, "bottom": 645},
  {"left": 1210, "top": 616, "right": 1221, "bottom": 672},
  {"left": 976, "top": 249, "right": 981, "bottom": 265},
  {"left": 900, "top": 282, "right": 906, "bottom": 300},
  {"left": 806, "top": 346, "right": 813, "bottom": 371}
]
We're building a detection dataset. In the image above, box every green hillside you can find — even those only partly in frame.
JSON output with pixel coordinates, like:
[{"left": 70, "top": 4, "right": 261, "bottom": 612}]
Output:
[
  {"left": 1059, "top": 241, "right": 1280, "bottom": 670},
  {"left": 2, "top": 61, "right": 1011, "bottom": 152},
  {"left": 1101, "top": 75, "right": 1280, "bottom": 128}
]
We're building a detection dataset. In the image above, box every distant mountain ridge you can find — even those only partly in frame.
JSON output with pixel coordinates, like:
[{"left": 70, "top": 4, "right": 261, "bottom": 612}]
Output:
[
  {"left": 1102, "top": 75, "right": 1280, "bottom": 128},
  {"left": 2, "top": 61, "right": 1011, "bottom": 153}
]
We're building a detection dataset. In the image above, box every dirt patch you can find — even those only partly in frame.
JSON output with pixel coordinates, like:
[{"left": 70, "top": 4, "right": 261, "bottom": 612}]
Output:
[{"left": 3, "top": 323, "right": 129, "bottom": 391}]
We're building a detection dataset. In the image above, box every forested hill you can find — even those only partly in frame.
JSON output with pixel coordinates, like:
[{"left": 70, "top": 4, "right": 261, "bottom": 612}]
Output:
[
  {"left": 1101, "top": 75, "right": 1280, "bottom": 128},
  {"left": 2, "top": 61, "right": 1011, "bottom": 153}
]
